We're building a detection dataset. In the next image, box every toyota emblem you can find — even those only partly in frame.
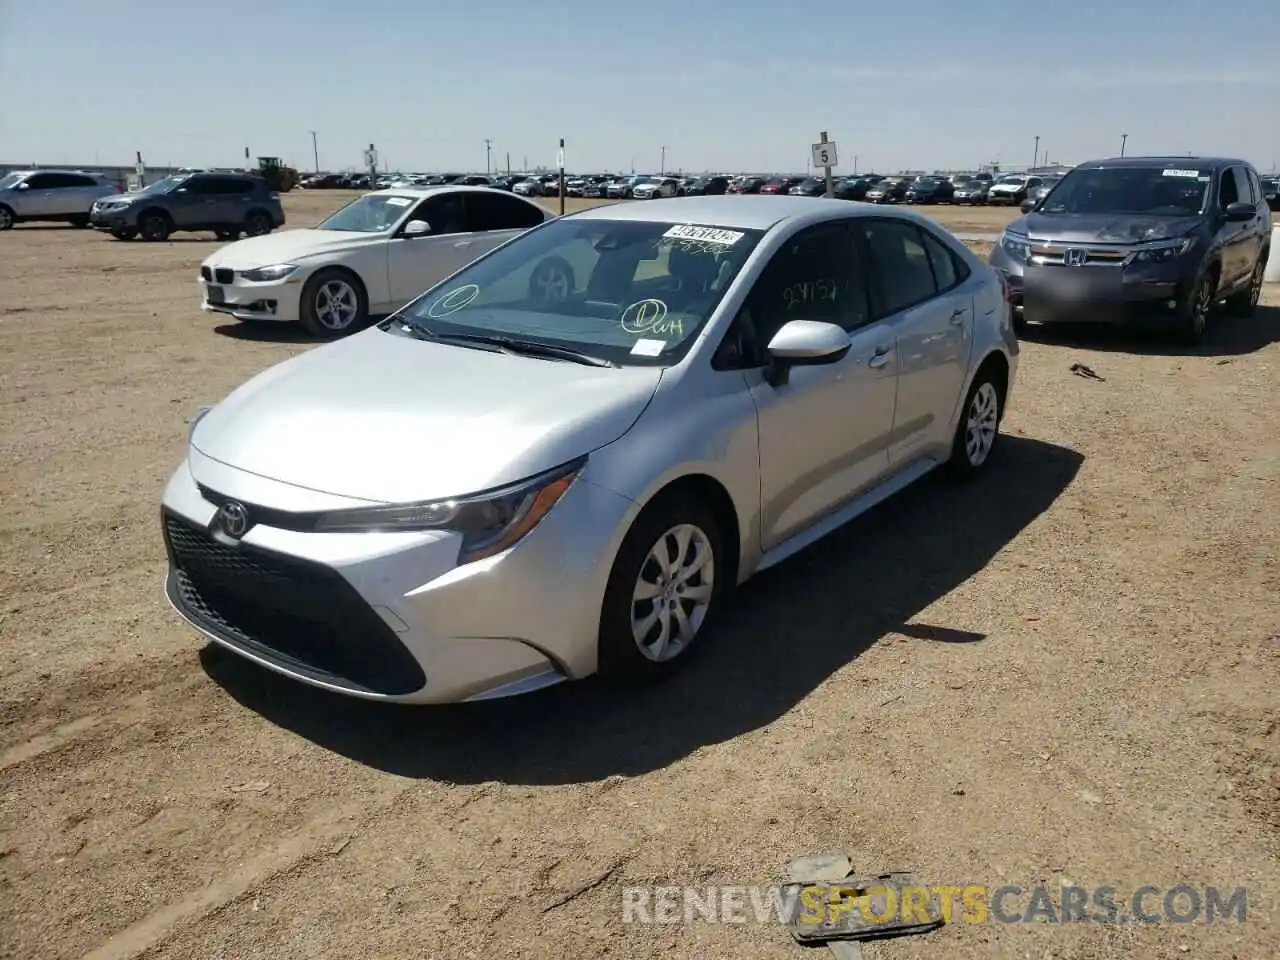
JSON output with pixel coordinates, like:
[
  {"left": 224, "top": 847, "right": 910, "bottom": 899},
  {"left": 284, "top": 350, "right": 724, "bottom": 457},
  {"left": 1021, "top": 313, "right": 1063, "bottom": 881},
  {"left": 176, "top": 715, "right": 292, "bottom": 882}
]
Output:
[
  {"left": 1063, "top": 248, "right": 1087, "bottom": 267},
  {"left": 216, "top": 501, "right": 249, "bottom": 538}
]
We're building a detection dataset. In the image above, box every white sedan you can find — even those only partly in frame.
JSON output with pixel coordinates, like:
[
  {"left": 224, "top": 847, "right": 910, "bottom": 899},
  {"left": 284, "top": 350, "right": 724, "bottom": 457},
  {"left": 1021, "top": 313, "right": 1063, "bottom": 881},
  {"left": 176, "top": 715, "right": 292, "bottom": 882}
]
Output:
[{"left": 198, "top": 186, "right": 553, "bottom": 337}]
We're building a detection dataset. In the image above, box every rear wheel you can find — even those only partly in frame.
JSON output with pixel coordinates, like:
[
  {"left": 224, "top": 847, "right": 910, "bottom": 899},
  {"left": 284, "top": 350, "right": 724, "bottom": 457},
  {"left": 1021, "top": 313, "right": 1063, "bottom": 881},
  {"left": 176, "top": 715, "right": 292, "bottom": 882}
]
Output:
[
  {"left": 1224, "top": 254, "right": 1266, "bottom": 318},
  {"left": 945, "top": 369, "right": 1004, "bottom": 480},
  {"left": 598, "top": 495, "right": 726, "bottom": 681},
  {"left": 244, "top": 211, "right": 272, "bottom": 237},
  {"left": 298, "top": 268, "right": 366, "bottom": 338},
  {"left": 0, "top": 205, "right": 14, "bottom": 230}
]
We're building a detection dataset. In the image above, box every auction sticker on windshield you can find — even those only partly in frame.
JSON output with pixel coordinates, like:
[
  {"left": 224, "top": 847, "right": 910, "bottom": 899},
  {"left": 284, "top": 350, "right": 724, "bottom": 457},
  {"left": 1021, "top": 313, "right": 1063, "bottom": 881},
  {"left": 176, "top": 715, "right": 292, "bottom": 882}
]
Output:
[
  {"left": 1161, "top": 169, "right": 1201, "bottom": 178},
  {"left": 630, "top": 338, "right": 666, "bottom": 357},
  {"left": 384, "top": 196, "right": 413, "bottom": 206},
  {"left": 662, "top": 225, "right": 744, "bottom": 245}
]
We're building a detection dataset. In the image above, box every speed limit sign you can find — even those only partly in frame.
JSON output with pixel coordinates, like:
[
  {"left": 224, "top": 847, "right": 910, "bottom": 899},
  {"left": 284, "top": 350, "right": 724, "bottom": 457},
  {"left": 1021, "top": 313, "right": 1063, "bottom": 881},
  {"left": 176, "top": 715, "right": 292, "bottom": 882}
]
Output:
[{"left": 811, "top": 140, "right": 839, "bottom": 169}]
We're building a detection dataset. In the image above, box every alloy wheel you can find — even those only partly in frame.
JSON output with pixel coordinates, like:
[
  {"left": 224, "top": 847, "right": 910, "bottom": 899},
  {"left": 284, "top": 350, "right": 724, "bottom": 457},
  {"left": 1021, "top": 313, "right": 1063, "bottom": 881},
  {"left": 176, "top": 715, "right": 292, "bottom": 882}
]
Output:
[
  {"left": 630, "top": 523, "right": 715, "bottom": 663},
  {"left": 314, "top": 279, "right": 358, "bottom": 331},
  {"left": 1249, "top": 261, "right": 1264, "bottom": 307},
  {"left": 1191, "top": 274, "right": 1213, "bottom": 336},
  {"left": 534, "top": 265, "right": 571, "bottom": 301},
  {"left": 965, "top": 382, "right": 1000, "bottom": 467}
]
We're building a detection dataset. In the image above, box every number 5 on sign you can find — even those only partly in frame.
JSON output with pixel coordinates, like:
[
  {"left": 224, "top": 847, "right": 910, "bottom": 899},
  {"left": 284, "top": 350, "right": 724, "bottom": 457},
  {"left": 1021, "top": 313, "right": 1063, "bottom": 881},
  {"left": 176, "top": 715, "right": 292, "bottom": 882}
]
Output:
[{"left": 811, "top": 141, "right": 839, "bottom": 169}]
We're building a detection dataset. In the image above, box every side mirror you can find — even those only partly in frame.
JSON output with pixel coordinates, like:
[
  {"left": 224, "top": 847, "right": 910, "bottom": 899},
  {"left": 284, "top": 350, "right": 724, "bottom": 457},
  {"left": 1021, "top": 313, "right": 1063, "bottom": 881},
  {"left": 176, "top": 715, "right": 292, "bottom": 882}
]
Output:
[
  {"left": 1224, "top": 202, "right": 1255, "bottom": 222},
  {"left": 1020, "top": 199, "right": 1036, "bottom": 213},
  {"left": 16, "top": 182, "right": 29, "bottom": 190},
  {"left": 765, "top": 320, "right": 852, "bottom": 387},
  {"left": 403, "top": 219, "right": 431, "bottom": 236},
  {"left": 174, "top": 187, "right": 188, "bottom": 194}
]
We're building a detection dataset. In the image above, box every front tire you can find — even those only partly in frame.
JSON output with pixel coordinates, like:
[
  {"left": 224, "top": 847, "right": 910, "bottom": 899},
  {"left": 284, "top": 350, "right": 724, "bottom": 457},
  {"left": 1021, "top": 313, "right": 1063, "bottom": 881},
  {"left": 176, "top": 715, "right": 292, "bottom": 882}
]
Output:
[
  {"left": 945, "top": 370, "right": 1003, "bottom": 480},
  {"left": 298, "top": 268, "right": 367, "bottom": 338},
  {"left": 138, "top": 210, "right": 171, "bottom": 242},
  {"left": 0, "top": 205, "right": 14, "bottom": 230},
  {"left": 598, "top": 495, "right": 725, "bottom": 681},
  {"left": 1174, "top": 270, "right": 1215, "bottom": 345}
]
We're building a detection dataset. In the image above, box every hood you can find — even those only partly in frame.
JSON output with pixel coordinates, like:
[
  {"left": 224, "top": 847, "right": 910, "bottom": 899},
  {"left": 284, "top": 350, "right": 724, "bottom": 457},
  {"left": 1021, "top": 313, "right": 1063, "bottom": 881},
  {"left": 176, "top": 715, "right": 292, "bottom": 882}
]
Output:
[
  {"left": 189, "top": 327, "right": 663, "bottom": 503},
  {"left": 204, "top": 229, "right": 381, "bottom": 268},
  {"left": 1015, "top": 212, "right": 1205, "bottom": 244}
]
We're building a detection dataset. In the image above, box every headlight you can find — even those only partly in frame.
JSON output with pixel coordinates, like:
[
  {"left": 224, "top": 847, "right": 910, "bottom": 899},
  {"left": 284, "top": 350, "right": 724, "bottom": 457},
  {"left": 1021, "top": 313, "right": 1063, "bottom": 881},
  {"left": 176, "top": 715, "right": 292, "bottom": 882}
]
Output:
[
  {"left": 1128, "top": 237, "right": 1196, "bottom": 264},
  {"left": 312, "top": 457, "right": 585, "bottom": 563},
  {"left": 1000, "top": 232, "right": 1031, "bottom": 261},
  {"left": 239, "top": 264, "right": 299, "bottom": 282}
]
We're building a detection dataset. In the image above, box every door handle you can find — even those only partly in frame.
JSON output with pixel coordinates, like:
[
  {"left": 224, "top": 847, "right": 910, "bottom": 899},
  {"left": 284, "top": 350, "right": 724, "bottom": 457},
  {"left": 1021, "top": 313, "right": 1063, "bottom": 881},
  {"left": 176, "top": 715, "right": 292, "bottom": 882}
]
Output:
[
  {"left": 949, "top": 307, "right": 968, "bottom": 324},
  {"left": 868, "top": 346, "right": 893, "bottom": 368}
]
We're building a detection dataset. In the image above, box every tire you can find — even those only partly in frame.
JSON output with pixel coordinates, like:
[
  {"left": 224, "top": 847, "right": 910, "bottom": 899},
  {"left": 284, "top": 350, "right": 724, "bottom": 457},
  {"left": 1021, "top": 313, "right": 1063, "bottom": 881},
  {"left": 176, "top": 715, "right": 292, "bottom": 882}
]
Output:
[
  {"left": 138, "top": 210, "right": 171, "bottom": 242},
  {"left": 945, "top": 367, "right": 1004, "bottom": 481},
  {"left": 244, "top": 210, "right": 272, "bottom": 237},
  {"left": 215, "top": 229, "right": 241, "bottom": 242},
  {"left": 528, "top": 256, "right": 575, "bottom": 304},
  {"left": 0, "top": 204, "right": 14, "bottom": 230},
  {"left": 1224, "top": 253, "right": 1266, "bottom": 318},
  {"left": 1173, "top": 269, "right": 1216, "bottom": 345},
  {"left": 597, "top": 494, "right": 726, "bottom": 681},
  {"left": 298, "top": 268, "right": 367, "bottom": 338},
  {"left": 110, "top": 228, "right": 137, "bottom": 241}
]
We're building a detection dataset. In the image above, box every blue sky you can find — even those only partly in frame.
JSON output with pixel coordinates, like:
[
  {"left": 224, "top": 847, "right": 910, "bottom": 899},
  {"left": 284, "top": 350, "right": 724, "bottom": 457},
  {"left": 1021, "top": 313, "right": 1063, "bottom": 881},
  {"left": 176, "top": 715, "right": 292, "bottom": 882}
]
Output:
[{"left": 2, "top": 0, "right": 1277, "bottom": 175}]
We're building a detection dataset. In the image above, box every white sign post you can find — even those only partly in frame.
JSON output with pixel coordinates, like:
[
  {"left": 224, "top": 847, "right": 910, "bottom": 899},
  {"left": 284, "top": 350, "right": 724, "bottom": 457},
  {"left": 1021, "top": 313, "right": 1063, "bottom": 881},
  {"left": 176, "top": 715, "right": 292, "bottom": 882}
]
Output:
[
  {"left": 364, "top": 144, "right": 378, "bottom": 187},
  {"left": 811, "top": 134, "right": 839, "bottom": 198}
]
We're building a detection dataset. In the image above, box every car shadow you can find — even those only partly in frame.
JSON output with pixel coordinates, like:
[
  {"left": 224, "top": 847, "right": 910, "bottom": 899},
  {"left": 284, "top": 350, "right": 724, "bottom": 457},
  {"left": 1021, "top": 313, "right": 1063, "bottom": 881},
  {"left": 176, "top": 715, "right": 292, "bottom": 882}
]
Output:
[
  {"left": 1019, "top": 303, "right": 1280, "bottom": 357},
  {"left": 201, "top": 435, "right": 1083, "bottom": 784},
  {"left": 212, "top": 322, "right": 318, "bottom": 344}
]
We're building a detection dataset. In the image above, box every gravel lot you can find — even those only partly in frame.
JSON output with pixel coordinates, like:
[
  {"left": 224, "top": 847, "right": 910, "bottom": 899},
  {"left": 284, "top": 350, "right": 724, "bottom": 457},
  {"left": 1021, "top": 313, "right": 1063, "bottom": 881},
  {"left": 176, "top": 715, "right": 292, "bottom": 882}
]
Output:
[{"left": 1, "top": 191, "right": 1277, "bottom": 960}]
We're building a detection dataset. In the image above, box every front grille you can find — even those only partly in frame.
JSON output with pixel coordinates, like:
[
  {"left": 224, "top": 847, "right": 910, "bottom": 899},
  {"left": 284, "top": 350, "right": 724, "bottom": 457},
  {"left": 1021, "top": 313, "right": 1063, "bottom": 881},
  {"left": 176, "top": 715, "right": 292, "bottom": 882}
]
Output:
[
  {"left": 200, "top": 266, "right": 213, "bottom": 281},
  {"left": 1030, "top": 244, "right": 1129, "bottom": 266},
  {"left": 163, "top": 510, "right": 426, "bottom": 696},
  {"left": 215, "top": 268, "right": 235, "bottom": 284}
]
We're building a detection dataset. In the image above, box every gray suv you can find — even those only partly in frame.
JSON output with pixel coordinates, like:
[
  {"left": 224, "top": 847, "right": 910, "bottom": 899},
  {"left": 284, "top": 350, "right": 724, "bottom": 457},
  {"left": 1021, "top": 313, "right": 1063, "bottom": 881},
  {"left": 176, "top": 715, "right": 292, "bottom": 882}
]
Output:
[
  {"left": 990, "top": 156, "right": 1272, "bottom": 344},
  {"left": 0, "top": 169, "right": 119, "bottom": 230},
  {"left": 89, "top": 171, "right": 285, "bottom": 242}
]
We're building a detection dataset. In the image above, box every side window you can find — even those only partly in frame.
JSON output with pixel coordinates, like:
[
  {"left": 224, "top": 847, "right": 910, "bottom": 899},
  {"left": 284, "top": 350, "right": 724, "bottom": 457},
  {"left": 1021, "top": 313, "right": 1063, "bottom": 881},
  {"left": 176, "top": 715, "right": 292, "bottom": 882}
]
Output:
[
  {"left": 415, "top": 193, "right": 470, "bottom": 234},
  {"left": 921, "top": 229, "right": 964, "bottom": 292},
  {"left": 214, "top": 177, "right": 253, "bottom": 196},
  {"left": 859, "top": 220, "right": 939, "bottom": 316},
  {"left": 184, "top": 178, "right": 217, "bottom": 196},
  {"left": 1231, "top": 167, "right": 1254, "bottom": 204},
  {"left": 1218, "top": 168, "right": 1240, "bottom": 207},
  {"left": 24, "top": 173, "right": 57, "bottom": 189},
  {"left": 465, "top": 192, "right": 545, "bottom": 231},
  {"left": 746, "top": 222, "right": 870, "bottom": 345}
]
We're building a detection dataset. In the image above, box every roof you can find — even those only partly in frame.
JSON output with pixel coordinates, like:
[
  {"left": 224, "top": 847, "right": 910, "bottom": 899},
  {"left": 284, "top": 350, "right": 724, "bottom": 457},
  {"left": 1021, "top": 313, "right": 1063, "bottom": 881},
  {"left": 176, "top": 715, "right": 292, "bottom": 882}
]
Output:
[
  {"left": 565, "top": 194, "right": 948, "bottom": 233},
  {"left": 1077, "top": 156, "right": 1244, "bottom": 170}
]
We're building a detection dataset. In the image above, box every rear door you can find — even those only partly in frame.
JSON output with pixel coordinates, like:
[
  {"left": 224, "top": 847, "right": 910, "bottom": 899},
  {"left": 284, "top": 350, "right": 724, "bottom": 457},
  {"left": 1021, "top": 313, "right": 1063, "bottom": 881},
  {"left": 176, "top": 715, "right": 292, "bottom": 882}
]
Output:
[
  {"left": 15, "top": 172, "right": 60, "bottom": 216},
  {"left": 857, "top": 218, "right": 971, "bottom": 465},
  {"left": 169, "top": 176, "right": 213, "bottom": 228},
  {"left": 209, "top": 176, "right": 255, "bottom": 227},
  {"left": 1216, "top": 166, "right": 1254, "bottom": 289}
]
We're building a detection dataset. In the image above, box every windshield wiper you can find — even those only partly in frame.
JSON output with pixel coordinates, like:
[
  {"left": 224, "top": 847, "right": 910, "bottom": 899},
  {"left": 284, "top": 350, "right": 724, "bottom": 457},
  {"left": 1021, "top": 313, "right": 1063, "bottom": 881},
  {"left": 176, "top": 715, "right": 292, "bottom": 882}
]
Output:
[{"left": 410, "top": 328, "right": 619, "bottom": 367}]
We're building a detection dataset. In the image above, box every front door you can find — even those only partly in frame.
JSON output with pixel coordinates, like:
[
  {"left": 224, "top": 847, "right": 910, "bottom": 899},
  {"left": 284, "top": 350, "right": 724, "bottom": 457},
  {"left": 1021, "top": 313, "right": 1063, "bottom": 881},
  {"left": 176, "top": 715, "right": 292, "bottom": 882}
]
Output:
[
  {"left": 386, "top": 192, "right": 480, "bottom": 308},
  {"left": 858, "top": 218, "right": 971, "bottom": 463},
  {"left": 746, "top": 221, "right": 899, "bottom": 551},
  {"left": 167, "top": 177, "right": 211, "bottom": 229}
]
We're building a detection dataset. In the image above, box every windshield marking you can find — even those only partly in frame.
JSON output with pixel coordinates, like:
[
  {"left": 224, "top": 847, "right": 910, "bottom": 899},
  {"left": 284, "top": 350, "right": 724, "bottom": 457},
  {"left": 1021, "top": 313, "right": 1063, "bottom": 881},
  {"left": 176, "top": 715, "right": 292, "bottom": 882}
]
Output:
[
  {"left": 383, "top": 196, "right": 413, "bottom": 206},
  {"left": 426, "top": 284, "right": 481, "bottom": 318},
  {"left": 1162, "top": 169, "right": 1201, "bottom": 178},
  {"left": 662, "top": 225, "right": 744, "bottom": 246},
  {"left": 630, "top": 338, "right": 667, "bottom": 357},
  {"left": 620, "top": 299, "right": 683, "bottom": 336}
]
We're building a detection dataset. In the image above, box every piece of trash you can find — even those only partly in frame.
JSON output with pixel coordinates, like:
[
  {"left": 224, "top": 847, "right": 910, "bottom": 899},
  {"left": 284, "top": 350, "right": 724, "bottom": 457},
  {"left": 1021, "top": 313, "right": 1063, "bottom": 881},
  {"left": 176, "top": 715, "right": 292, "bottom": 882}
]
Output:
[
  {"left": 788, "top": 853, "right": 853, "bottom": 884},
  {"left": 1070, "top": 362, "right": 1105, "bottom": 381},
  {"left": 329, "top": 837, "right": 351, "bottom": 856},
  {"left": 783, "top": 859, "right": 943, "bottom": 945},
  {"left": 1215, "top": 359, "right": 1232, "bottom": 365},
  {"left": 877, "top": 694, "right": 904, "bottom": 707},
  {"left": 1080, "top": 790, "right": 1103, "bottom": 805},
  {"left": 229, "top": 780, "right": 270, "bottom": 794},
  {"left": 825, "top": 941, "right": 865, "bottom": 960},
  {"left": 1039, "top": 754, "right": 1051, "bottom": 761}
]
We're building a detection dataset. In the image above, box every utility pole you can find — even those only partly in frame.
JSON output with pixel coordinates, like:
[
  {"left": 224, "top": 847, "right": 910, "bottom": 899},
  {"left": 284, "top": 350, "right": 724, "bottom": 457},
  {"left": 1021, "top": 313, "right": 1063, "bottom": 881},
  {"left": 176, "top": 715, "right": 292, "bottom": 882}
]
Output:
[
  {"left": 1033, "top": 134, "right": 1040, "bottom": 172},
  {"left": 853, "top": 155, "right": 858, "bottom": 175},
  {"left": 485, "top": 138, "right": 492, "bottom": 175},
  {"left": 660, "top": 145, "right": 667, "bottom": 176},
  {"left": 309, "top": 130, "right": 319, "bottom": 173},
  {"left": 505, "top": 151, "right": 510, "bottom": 176},
  {"left": 1120, "top": 133, "right": 1128, "bottom": 157}
]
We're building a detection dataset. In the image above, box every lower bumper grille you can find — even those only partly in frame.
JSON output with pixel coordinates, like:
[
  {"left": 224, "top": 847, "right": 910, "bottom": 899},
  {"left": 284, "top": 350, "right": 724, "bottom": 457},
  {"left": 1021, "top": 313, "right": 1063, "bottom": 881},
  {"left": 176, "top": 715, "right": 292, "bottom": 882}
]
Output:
[{"left": 163, "top": 510, "right": 426, "bottom": 696}]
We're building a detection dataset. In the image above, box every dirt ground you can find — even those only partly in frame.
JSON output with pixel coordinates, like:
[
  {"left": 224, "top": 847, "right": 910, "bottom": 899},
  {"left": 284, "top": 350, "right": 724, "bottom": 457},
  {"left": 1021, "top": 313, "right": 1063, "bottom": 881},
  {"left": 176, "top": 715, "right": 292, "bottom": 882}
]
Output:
[{"left": 1, "top": 190, "right": 1277, "bottom": 960}]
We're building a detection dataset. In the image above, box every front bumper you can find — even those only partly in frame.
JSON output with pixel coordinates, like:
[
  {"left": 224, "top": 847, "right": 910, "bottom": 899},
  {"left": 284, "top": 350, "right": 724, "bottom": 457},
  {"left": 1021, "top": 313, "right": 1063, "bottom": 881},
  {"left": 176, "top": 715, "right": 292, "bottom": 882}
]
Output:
[
  {"left": 990, "top": 245, "right": 1194, "bottom": 324},
  {"left": 160, "top": 451, "right": 636, "bottom": 703},
  {"left": 90, "top": 208, "right": 135, "bottom": 230},
  {"left": 198, "top": 274, "right": 301, "bottom": 324}
]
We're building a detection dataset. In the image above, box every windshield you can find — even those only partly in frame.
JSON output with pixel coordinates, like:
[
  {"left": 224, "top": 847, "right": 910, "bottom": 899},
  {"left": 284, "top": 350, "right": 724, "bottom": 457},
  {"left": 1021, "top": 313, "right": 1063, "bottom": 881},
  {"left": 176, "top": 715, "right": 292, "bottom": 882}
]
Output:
[
  {"left": 632, "top": 176, "right": 653, "bottom": 185},
  {"left": 135, "top": 175, "right": 188, "bottom": 197},
  {"left": 398, "top": 218, "right": 765, "bottom": 366},
  {"left": 0, "top": 173, "right": 26, "bottom": 190},
  {"left": 1039, "top": 166, "right": 1210, "bottom": 216},
  {"left": 316, "top": 194, "right": 417, "bottom": 232},
  {"left": 997, "top": 177, "right": 1027, "bottom": 187}
]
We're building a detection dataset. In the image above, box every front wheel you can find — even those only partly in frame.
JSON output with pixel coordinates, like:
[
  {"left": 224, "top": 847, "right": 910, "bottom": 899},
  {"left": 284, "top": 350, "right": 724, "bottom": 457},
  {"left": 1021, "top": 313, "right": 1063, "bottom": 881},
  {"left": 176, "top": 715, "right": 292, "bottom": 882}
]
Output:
[
  {"left": 598, "top": 496, "right": 726, "bottom": 681},
  {"left": 945, "top": 371, "right": 1003, "bottom": 480},
  {"left": 0, "top": 205, "right": 14, "bottom": 230},
  {"left": 139, "top": 211, "right": 171, "bottom": 242},
  {"left": 1173, "top": 270, "right": 1215, "bottom": 345},
  {"left": 298, "top": 268, "right": 367, "bottom": 338}
]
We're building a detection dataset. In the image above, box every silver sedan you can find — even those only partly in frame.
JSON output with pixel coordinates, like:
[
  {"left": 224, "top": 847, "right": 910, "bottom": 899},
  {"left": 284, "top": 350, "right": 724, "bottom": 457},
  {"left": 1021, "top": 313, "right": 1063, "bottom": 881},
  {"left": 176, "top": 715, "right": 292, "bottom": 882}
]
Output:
[{"left": 161, "top": 196, "right": 1019, "bottom": 703}]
